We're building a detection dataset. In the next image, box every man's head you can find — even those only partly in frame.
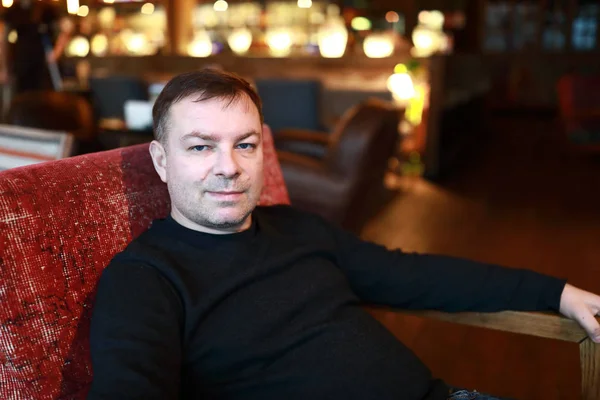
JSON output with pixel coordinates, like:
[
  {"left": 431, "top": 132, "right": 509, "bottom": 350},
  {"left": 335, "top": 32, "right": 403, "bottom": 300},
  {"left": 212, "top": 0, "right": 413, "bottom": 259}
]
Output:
[{"left": 149, "top": 69, "right": 265, "bottom": 234}]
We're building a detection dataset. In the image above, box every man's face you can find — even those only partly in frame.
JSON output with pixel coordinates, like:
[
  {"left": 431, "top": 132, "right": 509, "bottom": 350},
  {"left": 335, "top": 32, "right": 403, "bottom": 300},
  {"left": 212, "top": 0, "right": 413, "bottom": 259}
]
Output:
[{"left": 150, "top": 94, "right": 264, "bottom": 234}]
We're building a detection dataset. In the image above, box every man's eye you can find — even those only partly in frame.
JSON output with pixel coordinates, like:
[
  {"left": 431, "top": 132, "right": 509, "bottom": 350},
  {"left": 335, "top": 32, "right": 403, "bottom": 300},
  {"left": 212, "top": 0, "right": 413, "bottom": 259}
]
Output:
[
  {"left": 237, "top": 143, "right": 256, "bottom": 150},
  {"left": 189, "top": 145, "right": 210, "bottom": 151}
]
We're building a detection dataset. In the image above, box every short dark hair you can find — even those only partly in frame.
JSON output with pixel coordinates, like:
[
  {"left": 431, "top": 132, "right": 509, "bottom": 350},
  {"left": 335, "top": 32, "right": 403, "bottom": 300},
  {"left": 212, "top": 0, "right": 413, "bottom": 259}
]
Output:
[{"left": 152, "top": 68, "right": 264, "bottom": 144}]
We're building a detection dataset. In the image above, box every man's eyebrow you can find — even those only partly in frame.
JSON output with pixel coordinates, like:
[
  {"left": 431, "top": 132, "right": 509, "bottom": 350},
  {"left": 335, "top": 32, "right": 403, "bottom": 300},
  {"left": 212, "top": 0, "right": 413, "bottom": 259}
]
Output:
[
  {"left": 180, "top": 132, "right": 219, "bottom": 142},
  {"left": 236, "top": 131, "right": 261, "bottom": 142},
  {"left": 180, "top": 131, "right": 261, "bottom": 142}
]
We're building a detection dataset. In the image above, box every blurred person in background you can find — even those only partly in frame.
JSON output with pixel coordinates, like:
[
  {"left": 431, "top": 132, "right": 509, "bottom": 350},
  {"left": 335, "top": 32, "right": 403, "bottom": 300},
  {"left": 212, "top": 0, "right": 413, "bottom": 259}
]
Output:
[{"left": 0, "top": 0, "right": 72, "bottom": 94}]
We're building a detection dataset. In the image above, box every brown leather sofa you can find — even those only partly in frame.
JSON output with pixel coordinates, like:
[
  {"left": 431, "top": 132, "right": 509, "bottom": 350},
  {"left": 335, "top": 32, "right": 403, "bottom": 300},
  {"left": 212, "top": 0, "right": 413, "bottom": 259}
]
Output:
[
  {"left": 7, "top": 91, "right": 98, "bottom": 154},
  {"left": 275, "top": 98, "right": 402, "bottom": 233}
]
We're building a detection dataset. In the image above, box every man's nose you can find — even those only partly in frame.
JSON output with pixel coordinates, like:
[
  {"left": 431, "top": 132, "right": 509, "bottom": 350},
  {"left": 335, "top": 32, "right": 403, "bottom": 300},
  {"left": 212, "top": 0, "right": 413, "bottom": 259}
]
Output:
[{"left": 213, "top": 149, "right": 240, "bottom": 178}]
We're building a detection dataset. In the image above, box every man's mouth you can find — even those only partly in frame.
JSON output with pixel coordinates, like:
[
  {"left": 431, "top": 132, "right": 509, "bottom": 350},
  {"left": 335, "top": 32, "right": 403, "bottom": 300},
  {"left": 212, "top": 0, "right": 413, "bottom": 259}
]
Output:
[{"left": 206, "top": 191, "right": 244, "bottom": 200}]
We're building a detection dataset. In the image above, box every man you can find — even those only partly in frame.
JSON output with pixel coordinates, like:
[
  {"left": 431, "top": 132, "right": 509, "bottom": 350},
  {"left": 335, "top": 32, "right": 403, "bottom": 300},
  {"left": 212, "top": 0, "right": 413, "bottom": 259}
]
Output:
[
  {"left": 0, "top": 0, "right": 71, "bottom": 93},
  {"left": 88, "top": 69, "right": 600, "bottom": 400}
]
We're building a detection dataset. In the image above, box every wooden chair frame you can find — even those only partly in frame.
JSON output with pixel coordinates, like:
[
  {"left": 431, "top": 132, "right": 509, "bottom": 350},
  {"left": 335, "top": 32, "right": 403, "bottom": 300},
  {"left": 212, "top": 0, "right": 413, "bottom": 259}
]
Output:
[{"left": 403, "top": 310, "right": 600, "bottom": 399}]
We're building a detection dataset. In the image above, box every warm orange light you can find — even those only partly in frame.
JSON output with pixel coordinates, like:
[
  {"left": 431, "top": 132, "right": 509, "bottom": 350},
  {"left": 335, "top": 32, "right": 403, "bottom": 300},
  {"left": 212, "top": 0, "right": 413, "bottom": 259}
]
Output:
[
  {"left": 140, "top": 3, "right": 154, "bottom": 14},
  {"left": 385, "top": 11, "right": 399, "bottom": 23},
  {"left": 213, "top": 0, "right": 227, "bottom": 12},
  {"left": 227, "top": 28, "right": 252, "bottom": 55},
  {"left": 77, "top": 5, "right": 89, "bottom": 17},
  {"left": 363, "top": 33, "right": 394, "bottom": 58},
  {"left": 66, "top": 0, "right": 79, "bottom": 14},
  {"left": 7, "top": 30, "right": 17, "bottom": 43},
  {"left": 318, "top": 17, "right": 348, "bottom": 58},
  {"left": 266, "top": 29, "right": 292, "bottom": 57}
]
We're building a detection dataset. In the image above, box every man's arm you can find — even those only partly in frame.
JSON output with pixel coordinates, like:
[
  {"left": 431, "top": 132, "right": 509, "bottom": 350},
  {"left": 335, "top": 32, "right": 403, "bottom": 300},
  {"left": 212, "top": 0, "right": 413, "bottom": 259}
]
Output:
[
  {"left": 88, "top": 262, "right": 183, "bottom": 399},
  {"left": 327, "top": 220, "right": 600, "bottom": 341},
  {"left": 327, "top": 222, "right": 566, "bottom": 313},
  {"left": 47, "top": 17, "right": 73, "bottom": 63}
]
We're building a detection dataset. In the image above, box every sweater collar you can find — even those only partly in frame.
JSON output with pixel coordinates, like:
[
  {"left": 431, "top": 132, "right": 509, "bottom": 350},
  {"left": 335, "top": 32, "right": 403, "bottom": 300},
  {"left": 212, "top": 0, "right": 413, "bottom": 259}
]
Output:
[{"left": 151, "top": 212, "right": 259, "bottom": 248}]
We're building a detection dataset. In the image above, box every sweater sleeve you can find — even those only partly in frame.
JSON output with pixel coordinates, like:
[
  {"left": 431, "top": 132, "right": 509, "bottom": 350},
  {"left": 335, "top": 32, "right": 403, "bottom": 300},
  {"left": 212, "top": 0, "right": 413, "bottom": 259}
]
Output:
[
  {"left": 328, "top": 223, "right": 567, "bottom": 313},
  {"left": 88, "top": 261, "right": 184, "bottom": 399}
]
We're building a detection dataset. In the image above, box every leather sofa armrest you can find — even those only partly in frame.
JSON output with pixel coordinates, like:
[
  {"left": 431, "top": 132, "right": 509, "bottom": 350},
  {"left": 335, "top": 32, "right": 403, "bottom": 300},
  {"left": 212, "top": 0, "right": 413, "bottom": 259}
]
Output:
[
  {"left": 276, "top": 128, "right": 331, "bottom": 144},
  {"left": 277, "top": 150, "right": 350, "bottom": 224},
  {"left": 274, "top": 129, "right": 330, "bottom": 159}
]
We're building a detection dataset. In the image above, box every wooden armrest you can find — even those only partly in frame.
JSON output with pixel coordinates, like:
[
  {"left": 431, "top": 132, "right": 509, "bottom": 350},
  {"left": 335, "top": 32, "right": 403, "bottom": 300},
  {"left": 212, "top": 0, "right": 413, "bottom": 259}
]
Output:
[
  {"left": 407, "top": 310, "right": 588, "bottom": 342},
  {"left": 405, "top": 310, "right": 600, "bottom": 400}
]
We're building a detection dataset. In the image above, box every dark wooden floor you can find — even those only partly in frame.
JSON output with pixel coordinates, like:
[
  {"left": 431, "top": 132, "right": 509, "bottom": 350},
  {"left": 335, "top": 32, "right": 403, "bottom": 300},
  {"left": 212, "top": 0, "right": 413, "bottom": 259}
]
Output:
[{"left": 362, "top": 115, "right": 600, "bottom": 400}]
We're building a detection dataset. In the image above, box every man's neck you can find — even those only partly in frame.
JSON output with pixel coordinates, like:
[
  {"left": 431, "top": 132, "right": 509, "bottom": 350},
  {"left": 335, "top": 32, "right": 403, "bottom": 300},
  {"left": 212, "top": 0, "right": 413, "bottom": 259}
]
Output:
[{"left": 170, "top": 210, "right": 252, "bottom": 235}]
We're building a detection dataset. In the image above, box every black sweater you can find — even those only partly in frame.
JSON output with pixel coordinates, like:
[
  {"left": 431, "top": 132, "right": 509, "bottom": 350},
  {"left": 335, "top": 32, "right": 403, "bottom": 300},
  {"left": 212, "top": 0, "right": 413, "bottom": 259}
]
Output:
[{"left": 88, "top": 205, "right": 566, "bottom": 400}]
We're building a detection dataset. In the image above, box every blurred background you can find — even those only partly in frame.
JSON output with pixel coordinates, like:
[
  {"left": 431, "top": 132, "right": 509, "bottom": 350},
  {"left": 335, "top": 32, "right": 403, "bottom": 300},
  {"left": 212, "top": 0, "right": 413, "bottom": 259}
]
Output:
[{"left": 1, "top": 1, "right": 600, "bottom": 398}]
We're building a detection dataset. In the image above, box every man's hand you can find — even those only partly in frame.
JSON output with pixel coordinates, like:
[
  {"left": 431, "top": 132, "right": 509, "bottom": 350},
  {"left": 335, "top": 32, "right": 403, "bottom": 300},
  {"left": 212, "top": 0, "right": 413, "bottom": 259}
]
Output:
[{"left": 559, "top": 283, "right": 600, "bottom": 343}]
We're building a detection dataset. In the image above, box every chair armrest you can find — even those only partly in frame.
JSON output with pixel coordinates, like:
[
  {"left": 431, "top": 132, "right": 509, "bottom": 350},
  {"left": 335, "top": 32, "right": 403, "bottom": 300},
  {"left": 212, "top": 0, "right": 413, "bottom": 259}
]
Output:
[
  {"left": 274, "top": 129, "right": 330, "bottom": 159},
  {"left": 404, "top": 310, "right": 600, "bottom": 400},
  {"left": 276, "top": 128, "right": 331, "bottom": 144},
  {"left": 407, "top": 310, "right": 590, "bottom": 342},
  {"left": 277, "top": 150, "right": 348, "bottom": 196},
  {"left": 277, "top": 150, "right": 350, "bottom": 222}
]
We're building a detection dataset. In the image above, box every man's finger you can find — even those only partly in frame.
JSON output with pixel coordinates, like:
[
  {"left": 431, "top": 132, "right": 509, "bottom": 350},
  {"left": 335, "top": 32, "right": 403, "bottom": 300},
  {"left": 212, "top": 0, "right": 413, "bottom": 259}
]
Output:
[{"left": 575, "top": 311, "right": 600, "bottom": 343}]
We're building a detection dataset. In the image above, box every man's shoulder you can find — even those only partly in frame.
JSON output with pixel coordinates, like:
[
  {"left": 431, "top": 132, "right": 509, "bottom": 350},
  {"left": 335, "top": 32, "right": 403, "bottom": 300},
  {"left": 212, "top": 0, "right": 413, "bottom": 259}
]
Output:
[{"left": 108, "top": 219, "right": 176, "bottom": 268}]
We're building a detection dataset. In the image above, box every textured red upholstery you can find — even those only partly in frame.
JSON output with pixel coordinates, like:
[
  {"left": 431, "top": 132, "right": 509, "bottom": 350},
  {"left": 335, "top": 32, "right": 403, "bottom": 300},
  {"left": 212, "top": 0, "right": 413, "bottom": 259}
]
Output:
[{"left": 0, "top": 129, "right": 289, "bottom": 399}]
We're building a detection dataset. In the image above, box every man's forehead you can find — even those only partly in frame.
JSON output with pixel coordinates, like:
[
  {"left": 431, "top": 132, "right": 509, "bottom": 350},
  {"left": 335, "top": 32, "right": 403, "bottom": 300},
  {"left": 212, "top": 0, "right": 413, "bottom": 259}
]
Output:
[
  {"left": 173, "top": 94, "right": 258, "bottom": 116},
  {"left": 168, "top": 95, "right": 261, "bottom": 141}
]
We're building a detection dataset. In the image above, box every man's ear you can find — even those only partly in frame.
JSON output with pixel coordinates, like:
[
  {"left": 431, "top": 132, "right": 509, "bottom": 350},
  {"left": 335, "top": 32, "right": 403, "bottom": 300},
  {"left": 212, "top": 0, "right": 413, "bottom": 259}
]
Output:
[{"left": 149, "top": 140, "right": 168, "bottom": 183}]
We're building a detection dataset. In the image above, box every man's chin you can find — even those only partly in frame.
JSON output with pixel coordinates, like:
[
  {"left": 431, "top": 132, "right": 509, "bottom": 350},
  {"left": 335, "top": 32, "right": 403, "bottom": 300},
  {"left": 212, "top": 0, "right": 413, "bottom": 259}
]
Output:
[{"left": 207, "top": 210, "right": 252, "bottom": 230}]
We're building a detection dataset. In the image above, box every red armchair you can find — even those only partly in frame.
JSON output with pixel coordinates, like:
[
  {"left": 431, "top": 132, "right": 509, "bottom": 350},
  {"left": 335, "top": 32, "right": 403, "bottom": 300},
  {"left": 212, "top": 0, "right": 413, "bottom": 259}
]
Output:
[{"left": 0, "top": 129, "right": 289, "bottom": 399}]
